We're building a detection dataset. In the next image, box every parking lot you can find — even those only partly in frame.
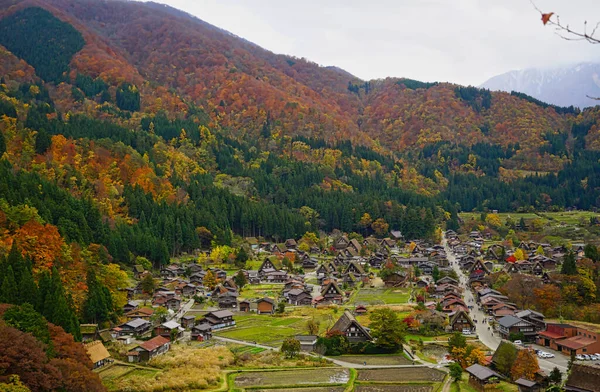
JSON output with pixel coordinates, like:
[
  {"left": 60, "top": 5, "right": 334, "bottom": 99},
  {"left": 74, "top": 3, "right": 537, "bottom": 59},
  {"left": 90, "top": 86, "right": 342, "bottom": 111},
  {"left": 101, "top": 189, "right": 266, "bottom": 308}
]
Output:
[{"left": 530, "top": 344, "right": 570, "bottom": 373}]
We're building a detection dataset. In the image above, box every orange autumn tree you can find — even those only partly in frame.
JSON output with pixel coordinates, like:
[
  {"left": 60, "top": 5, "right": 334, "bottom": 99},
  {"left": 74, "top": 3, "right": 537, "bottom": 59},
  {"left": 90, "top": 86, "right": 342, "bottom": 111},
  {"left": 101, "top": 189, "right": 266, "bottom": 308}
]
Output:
[
  {"left": 13, "top": 220, "right": 64, "bottom": 273},
  {"left": 511, "top": 349, "right": 539, "bottom": 381}
]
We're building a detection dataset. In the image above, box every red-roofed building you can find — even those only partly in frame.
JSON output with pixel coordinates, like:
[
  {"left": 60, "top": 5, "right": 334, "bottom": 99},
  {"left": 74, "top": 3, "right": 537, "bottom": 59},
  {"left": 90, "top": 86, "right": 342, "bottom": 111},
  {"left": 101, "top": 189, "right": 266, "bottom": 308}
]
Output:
[
  {"left": 538, "top": 323, "right": 600, "bottom": 355},
  {"left": 127, "top": 336, "right": 170, "bottom": 362}
]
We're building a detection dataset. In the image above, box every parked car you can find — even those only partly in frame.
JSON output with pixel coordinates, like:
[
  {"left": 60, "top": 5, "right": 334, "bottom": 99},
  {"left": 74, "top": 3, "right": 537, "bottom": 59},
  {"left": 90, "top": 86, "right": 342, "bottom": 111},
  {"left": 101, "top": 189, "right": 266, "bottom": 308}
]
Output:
[
  {"left": 546, "top": 353, "right": 555, "bottom": 358},
  {"left": 590, "top": 354, "right": 598, "bottom": 360},
  {"left": 583, "top": 354, "right": 591, "bottom": 360},
  {"left": 576, "top": 354, "right": 585, "bottom": 361},
  {"left": 514, "top": 340, "right": 523, "bottom": 345}
]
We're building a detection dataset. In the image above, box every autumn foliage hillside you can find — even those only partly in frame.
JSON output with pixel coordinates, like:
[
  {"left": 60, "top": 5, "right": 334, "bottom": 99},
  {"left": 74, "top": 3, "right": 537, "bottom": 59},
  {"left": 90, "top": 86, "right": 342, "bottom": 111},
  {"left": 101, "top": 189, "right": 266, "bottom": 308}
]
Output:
[{"left": 0, "top": 0, "right": 585, "bottom": 163}]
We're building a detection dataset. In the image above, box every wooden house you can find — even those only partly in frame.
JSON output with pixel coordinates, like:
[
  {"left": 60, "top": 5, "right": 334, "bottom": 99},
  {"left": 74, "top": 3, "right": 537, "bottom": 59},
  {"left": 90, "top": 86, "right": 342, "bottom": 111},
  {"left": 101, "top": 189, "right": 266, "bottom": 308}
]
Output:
[
  {"left": 80, "top": 324, "right": 99, "bottom": 342},
  {"left": 334, "top": 236, "right": 350, "bottom": 250},
  {"left": 191, "top": 324, "right": 212, "bottom": 341},
  {"left": 285, "top": 239, "right": 298, "bottom": 249},
  {"left": 198, "top": 310, "right": 235, "bottom": 330},
  {"left": 565, "top": 363, "right": 600, "bottom": 392},
  {"left": 329, "top": 310, "right": 372, "bottom": 342},
  {"left": 497, "top": 316, "right": 537, "bottom": 341},
  {"left": 181, "top": 315, "right": 196, "bottom": 329},
  {"left": 320, "top": 281, "right": 344, "bottom": 304},
  {"left": 127, "top": 336, "right": 170, "bottom": 363},
  {"left": 133, "top": 265, "right": 145, "bottom": 279},
  {"left": 465, "top": 364, "right": 502, "bottom": 391},
  {"left": 84, "top": 341, "right": 111, "bottom": 369},
  {"left": 116, "top": 318, "right": 152, "bottom": 337},
  {"left": 344, "top": 261, "right": 365, "bottom": 276},
  {"left": 449, "top": 310, "right": 475, "bottom": 332},
  {"left": 217, "top": 291, "right": 238, "bottom": 309},
  {"left": 287, "top": 289, "right": 313, "bottom": 306},
  {"left": 154, "top": 320, "right": 184, "bottom": 340},
  {"left": 125, "top": 307, "right": 154, "bottom": 320},
  {"left": 239, "top": 299, "right": 251, "bottom": 312},
  {"left": 295, "top": 335, "right": 318, "bottom": 352},
  {"left": 257, "top": 297, "right": 276, "bottom": 314}
]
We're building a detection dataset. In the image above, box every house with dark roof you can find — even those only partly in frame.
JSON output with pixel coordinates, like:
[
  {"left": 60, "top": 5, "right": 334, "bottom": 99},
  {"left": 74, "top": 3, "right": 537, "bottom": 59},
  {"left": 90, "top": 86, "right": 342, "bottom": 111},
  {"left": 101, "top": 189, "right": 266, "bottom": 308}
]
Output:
[
  {"left": 344, "top": 261, "right": 365, "bottom": 276},
  {"left": 565, "top": 363, "right": 600, "bottom": 392},
  {"left": 154, "top": 320, "right": 184, "bottom": 340},
  {"left": 497, "top": 316, "right": 537, "bottom": 341},
  {"left": 295, "top": 335, "right": 318, "bottom": 352},
  {"left": 320, "top": 281, "right": 344, "bottom": 304},
  {"left": 449, "top": 310, "right": 475, "bottom": 332},
  {"left": 127, "top": 336, "right": 170, "bottom": 363},
  {"left": 334, "top": 236, "right": 350, "bottom": 250},
  {"left": 287, "top": 289, "right": 313, "bottom": 306},
  {"left": 515, "top": 310, "right": 546, "bottom": 332},
  {"left": 191, "top": 324, "right": 212, "bottom": 341},
  {"left": 116, "top": 318, "right": 152, "bottom": 337},
  {"left": 217, "top": 291, "right": 239, "bottom": 309},
  {"left": 198, "top": 310, "right": 235, "bottom": 330},
  {"left": 465, "top": 364, "right": 502, "bottom": 391},
  {"left": 181, "top": 315, "right": 196, "bottom": 329},
  {"left": 515, "top": 378, "right": 542, "bottom": 392},
  {"left": 239, "top": 299, "right": 251, "bottom": 312},
  {"left": 330, "top": 310, "right": 372, "bottom": 342}
]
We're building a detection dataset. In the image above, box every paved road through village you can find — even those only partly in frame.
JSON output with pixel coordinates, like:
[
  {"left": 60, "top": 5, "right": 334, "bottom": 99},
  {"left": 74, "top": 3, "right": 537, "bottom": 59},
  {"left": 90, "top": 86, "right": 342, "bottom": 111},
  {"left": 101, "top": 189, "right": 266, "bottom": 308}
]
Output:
[{"left": 442, "top": 234, "right": 568, "bottom": 374}]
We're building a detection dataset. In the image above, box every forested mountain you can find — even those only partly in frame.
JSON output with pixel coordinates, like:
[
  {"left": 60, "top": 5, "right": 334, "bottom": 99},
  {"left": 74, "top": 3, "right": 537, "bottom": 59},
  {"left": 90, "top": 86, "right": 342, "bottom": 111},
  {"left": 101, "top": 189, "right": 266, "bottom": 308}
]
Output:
[{"left": 481, "top": 62, "right": 600, "bottom": 109}]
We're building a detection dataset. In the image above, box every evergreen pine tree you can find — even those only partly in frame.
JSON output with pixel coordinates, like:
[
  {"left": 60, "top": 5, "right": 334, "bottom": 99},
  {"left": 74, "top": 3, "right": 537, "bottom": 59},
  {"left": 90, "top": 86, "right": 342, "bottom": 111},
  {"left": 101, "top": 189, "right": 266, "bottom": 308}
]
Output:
[
  {"left": 18, "top": 267, "right": 38, "bottom": 306},
  {"left": 1, "top": 266, "right": 18, "bottom": 304},
  {"left": 561, "top": 251, "right": 577, "bottom": 275}
]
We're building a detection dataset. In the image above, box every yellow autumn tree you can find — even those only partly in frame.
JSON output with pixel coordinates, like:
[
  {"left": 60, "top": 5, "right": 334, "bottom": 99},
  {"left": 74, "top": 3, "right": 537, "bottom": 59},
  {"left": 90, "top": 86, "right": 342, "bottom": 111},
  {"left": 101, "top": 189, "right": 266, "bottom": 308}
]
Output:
[
  {"left": 514, "top": 248, "right": 527, "bottom": 261},
  {"left": 485, "top": 213, "right": 502, "bottom": 228}
]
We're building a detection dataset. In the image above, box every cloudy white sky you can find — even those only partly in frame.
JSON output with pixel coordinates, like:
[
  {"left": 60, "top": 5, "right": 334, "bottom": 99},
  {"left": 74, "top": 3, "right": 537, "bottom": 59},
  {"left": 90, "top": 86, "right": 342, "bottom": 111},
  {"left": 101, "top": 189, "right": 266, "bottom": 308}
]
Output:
[{"left": 154, "top": 0, "right": 600, "bottom": 85}]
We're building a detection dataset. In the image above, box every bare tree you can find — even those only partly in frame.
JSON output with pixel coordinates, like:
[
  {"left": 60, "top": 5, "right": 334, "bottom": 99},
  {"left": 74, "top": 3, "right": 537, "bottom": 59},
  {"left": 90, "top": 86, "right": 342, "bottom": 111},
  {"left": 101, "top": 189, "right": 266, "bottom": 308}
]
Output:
[
  {"left": 531, "top": 1, "right": 600, "bottom": 44},
  {"left": 531, "top": 1, "right": 600, "bottom": 99}
]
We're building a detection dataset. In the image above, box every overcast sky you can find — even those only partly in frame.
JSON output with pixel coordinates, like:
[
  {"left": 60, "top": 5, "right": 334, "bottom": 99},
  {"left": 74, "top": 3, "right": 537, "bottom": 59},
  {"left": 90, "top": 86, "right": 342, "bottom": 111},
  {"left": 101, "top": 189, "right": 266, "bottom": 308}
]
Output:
[{"left": 154, "top": 0, "right": 600, "bottom": 86}]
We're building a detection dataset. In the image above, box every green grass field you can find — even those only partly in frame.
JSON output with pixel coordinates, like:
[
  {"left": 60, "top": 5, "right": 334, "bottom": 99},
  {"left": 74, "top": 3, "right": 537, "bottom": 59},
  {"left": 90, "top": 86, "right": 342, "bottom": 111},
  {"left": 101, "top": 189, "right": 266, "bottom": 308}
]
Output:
[
  {"left": 240, "top": 284, "right": 285, "bottom": 300},
  {"left": 351, "top": 287, "right": 410, "bottom": 305},
  {"left": 215, "top": 314, "right": 308, "bottom": 346}
]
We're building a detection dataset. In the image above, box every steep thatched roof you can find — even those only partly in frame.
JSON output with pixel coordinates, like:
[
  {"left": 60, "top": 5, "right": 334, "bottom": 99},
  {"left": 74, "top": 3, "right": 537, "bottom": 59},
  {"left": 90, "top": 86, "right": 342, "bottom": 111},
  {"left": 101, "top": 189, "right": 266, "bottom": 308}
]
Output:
[
  {"left": 565, "top": 363, "right": 600, "bottom": 392},
  {"left": 330, "top": 310, "right": 372, "bottom": 340},
  {"left": 85, "top": 341, "right": 110, "bottom": 364}
]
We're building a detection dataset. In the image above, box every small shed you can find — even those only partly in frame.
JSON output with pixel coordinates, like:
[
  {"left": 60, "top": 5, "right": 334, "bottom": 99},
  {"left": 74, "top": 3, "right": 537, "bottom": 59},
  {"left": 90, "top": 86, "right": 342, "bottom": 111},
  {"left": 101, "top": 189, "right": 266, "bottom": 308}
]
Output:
[
  {"left": 515, "top": 378, "right": 542, "bottom": 392},
  {"left": 295, "top": 335, "right": 318, "bottom": 352},
  {"left": 465, "top": 364, "right": 502, "bottom": 391}
]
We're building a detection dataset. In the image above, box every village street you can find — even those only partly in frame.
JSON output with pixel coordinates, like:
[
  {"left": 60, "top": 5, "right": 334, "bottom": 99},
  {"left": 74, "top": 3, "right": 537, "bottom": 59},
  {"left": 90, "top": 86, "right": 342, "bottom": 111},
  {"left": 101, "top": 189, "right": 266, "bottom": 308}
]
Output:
[{"left": 442, "top": 234, "right": 568, "bottom": 374}]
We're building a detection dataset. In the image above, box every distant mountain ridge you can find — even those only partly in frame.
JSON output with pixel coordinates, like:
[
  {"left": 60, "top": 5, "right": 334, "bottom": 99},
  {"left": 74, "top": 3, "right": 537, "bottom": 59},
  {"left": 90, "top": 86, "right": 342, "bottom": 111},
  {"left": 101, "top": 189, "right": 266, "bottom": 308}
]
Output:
[{"left": 481, "top": 63, "right": 600, "bottom": 108}]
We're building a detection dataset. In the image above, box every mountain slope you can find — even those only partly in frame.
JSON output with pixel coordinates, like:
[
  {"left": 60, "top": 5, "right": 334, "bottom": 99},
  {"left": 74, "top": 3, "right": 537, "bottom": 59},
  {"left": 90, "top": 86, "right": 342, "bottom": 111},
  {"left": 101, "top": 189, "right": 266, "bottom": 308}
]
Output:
[
  {"left": 481, "top": 63, "right": 600, "bottom": 108},
  {"left": 0, "top": 0, "right": 578, "bottom": 157}
]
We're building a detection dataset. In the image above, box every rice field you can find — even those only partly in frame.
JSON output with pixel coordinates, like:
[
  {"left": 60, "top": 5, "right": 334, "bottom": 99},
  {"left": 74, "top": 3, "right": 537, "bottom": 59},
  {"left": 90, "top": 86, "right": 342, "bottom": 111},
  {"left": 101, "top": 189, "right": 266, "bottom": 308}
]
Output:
[{"left": 234, "top": 368, "right": 350, "bottom": 388}]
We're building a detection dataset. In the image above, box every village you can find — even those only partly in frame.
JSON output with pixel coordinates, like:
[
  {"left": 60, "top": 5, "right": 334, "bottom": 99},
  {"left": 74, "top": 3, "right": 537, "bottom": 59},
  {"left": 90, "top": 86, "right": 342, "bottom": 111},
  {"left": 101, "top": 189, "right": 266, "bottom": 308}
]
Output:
[{"left": 77, "top": 226, "right": 600, "bottom": 392}]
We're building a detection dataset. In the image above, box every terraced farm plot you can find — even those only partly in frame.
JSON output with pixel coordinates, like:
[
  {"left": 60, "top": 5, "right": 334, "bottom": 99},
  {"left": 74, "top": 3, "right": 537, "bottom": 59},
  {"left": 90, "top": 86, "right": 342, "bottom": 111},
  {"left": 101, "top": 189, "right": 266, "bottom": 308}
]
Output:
[
  {"left": 215, "top": 314, "right": 306, "bottom": 346},
  {"left": 234, "top": 368, "right": 350, "bottom": 388},
  {"left": 356, "top": 386, "right": 433, "bottom": 392},
  {"left": 98, "top": 364, "right": 135, "bottom": 381},
  {"left": 352, "top": 288, "right": 410, "bottom": 305},
  {"left": 252, "top": 388, "right": 345, "bottom": 392},
  {"left": 241, "top": 284, "right": 285, "bottom": 299},
  {"left": 337, "top": 355, "right": 411, "bottom": 366},
  {"left": 357, "top": 368, "right": 445, "bottom": 382}
]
